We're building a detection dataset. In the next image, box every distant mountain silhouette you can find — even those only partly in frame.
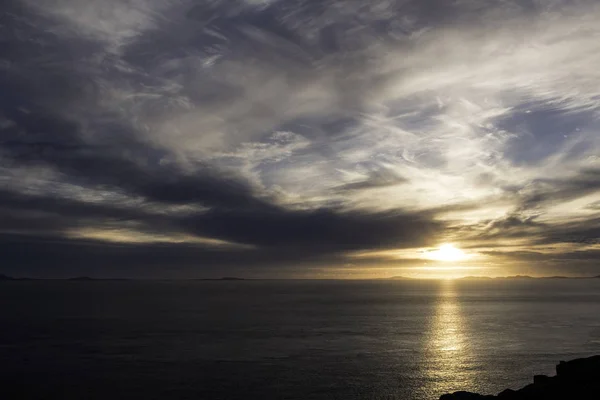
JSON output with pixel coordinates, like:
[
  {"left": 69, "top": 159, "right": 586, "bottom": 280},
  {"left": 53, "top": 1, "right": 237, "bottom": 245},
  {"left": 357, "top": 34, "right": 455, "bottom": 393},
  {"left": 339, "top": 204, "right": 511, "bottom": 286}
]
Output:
[
  {"left": 440, "top": 355, "right": 600, "bottom": 400},
  {"left": 459, "top": 276, "right": 493, "bottom": 280},
  {"left": 0, "top": 274, "right": 33, "bottom": 281},
  {"left": 460, "top": 275, "right": 599, "bottom": 280},
  {"left": 386, "top": 275, "right": 600, "bottom": 281},
  {"left": 505, "top": 275, "right": 535, "bottom": 279}
]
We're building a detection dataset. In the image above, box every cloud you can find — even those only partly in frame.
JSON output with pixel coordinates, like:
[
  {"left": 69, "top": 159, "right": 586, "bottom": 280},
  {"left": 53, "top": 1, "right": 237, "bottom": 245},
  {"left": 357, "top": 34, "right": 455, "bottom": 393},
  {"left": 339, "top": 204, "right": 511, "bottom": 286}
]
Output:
[{"left": 1, "top": 0, "right": 600, "bottom": 277}]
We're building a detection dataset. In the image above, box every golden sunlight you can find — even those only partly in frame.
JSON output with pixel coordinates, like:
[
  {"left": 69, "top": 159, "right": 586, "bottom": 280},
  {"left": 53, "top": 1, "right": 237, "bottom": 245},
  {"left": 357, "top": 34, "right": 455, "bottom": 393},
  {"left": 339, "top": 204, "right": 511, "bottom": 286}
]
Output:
[{"left": 426, "top": 244, "right": 469, "bottom": 262}]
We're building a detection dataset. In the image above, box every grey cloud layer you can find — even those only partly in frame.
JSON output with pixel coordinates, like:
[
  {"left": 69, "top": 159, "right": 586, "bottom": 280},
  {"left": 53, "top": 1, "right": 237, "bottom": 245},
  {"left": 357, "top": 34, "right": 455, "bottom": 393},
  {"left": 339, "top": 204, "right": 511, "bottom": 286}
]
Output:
[{"left": 1, "top": 0, "right": 600, "bottom": 277}]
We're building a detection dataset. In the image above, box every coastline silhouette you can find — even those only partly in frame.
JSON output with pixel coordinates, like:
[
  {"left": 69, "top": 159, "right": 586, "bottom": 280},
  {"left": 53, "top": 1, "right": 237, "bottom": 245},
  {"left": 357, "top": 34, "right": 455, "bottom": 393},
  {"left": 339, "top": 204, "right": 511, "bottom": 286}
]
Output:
[{"left": 441, "top": 355, "right": 600, "bottom": 400}]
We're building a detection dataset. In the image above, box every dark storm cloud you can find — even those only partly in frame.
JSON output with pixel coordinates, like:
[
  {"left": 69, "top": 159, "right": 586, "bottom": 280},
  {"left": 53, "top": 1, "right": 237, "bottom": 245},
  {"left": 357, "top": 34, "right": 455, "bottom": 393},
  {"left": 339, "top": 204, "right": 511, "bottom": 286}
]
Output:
[
  {"left": 478, "top": 214, "right": 545, "bottom": 239},
  {"left": 475, "top": 211, "right": 600, "bottom": 246},
  {"left": 0, "top": 188, "right": 170, "bottom": 235},
  {"left": 519, "top": 169, "right": 600, "bottom": 209},
  {"left": 463, "top": 212, "right": 599, "bottom": 250},
  {"left": 181, "top": 208, "right": 440, "bottom": 251},
  {"left": 0, "top": 233, "right": 313, "bottom": 278},
  {"left": 0, "top": 84, "right": 267, "bottom": 212},
  {"left": 466, "top": 167, "right": 600, "bottom": 243},
  {"left": 534, "top": 218, "right": 600, "bottom": 247},
  {"left": 0, "top": 209, "right": 441, "bottom": 278},
  {"left": 0, "top": 186, "right": 444, "bottom": 268}
]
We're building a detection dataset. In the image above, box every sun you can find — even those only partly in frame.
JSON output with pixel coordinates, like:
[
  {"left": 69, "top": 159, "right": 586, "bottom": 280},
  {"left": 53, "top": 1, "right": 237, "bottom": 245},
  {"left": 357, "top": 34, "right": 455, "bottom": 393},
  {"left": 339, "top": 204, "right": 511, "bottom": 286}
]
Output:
[{"left": 427, "top": 244, "right": 468, "bottom": 262}]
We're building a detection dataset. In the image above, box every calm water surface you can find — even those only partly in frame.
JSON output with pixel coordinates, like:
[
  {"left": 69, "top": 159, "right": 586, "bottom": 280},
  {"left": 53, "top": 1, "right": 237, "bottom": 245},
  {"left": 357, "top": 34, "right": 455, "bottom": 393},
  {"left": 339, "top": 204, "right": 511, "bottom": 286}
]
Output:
[{"left": 1, "top": 279, "right": 599, "bottom": 399}]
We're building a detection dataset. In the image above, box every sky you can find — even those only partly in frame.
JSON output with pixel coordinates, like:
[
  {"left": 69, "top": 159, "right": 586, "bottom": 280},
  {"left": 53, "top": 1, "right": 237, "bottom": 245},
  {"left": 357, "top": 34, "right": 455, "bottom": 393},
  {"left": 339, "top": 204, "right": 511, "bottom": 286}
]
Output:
[{"left": 1, "top": 0, "right": 600, "bottom": 279}]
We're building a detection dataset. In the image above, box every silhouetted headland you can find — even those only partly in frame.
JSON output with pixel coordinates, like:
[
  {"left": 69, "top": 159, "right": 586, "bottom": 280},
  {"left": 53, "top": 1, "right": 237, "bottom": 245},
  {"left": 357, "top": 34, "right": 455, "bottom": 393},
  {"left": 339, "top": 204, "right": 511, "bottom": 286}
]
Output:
[
  {"left": 385, "top": 275, "right": 600, "bottom": 280},
  {"left": 458, "top": 275, "right": 600, "bottom": 280},
  {"left": 440, "top": 355, "right": 600, "bottom": 400},
  {"left": 462, "top": 275, "right": 600, "bottom": 280}
]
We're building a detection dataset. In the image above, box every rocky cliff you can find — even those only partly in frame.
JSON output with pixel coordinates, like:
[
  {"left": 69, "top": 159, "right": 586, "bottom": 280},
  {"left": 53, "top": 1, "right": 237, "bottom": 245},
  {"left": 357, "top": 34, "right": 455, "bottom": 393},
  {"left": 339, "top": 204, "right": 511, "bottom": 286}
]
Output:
[{"left": 440, "top": 355, "right": 600, "bottom": 400}]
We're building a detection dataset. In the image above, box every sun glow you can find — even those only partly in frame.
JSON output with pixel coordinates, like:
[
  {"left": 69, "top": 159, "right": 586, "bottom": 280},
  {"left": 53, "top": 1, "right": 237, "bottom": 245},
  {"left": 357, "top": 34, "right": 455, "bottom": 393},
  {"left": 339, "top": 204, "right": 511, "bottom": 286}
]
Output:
[{"left": 427, "top": 244, "right": 469, "bottom": 262}]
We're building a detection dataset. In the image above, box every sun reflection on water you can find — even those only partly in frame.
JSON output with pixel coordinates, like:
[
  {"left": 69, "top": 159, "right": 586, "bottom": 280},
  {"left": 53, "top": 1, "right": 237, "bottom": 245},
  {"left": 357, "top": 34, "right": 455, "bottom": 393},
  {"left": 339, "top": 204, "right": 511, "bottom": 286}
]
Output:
[{"left": 422, "top": 280, "right": 475, "bottom": 398}]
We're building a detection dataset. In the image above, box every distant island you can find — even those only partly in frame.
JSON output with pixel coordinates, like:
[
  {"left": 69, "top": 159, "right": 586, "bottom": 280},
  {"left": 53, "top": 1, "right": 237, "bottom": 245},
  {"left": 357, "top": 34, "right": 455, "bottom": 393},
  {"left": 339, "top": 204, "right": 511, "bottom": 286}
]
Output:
[
  {"left": 387, "top": 275, "right": 600, "bottom": 280},
  {"left": 440, "top": 355, "right": 600, "bottom": 400},
  {"left": 461, "top": 275, "right": 600, "bottom": 280}
]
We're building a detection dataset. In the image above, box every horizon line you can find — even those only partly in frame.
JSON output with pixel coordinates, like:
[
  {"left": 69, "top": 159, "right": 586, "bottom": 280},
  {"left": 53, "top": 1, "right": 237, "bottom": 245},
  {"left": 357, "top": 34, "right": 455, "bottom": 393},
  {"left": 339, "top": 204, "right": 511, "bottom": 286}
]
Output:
[{"left": 2, "top": 274, "right": 600, "bottom": 281}]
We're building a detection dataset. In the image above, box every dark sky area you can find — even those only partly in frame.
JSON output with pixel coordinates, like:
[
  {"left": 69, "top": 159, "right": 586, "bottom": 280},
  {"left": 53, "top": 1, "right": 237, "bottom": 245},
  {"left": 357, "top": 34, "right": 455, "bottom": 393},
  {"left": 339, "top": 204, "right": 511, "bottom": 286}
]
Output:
[{"left": 1, "top": 0, "right": 599, "bottom": 278}]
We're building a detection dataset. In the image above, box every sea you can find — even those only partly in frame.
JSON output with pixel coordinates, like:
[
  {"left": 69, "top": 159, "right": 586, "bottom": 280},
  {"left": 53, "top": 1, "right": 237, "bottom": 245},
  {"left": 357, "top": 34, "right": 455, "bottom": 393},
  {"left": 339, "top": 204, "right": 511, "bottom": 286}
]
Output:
[{"left": 1, "top": 279, "right": 599, "bottom": 400}]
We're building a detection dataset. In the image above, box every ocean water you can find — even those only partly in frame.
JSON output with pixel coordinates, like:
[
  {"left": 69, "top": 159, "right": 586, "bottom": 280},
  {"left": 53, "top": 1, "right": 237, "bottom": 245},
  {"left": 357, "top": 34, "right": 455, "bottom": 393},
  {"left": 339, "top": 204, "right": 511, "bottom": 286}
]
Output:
[{"left": 1, "top": 279, "right": 599, "bottom": 400}]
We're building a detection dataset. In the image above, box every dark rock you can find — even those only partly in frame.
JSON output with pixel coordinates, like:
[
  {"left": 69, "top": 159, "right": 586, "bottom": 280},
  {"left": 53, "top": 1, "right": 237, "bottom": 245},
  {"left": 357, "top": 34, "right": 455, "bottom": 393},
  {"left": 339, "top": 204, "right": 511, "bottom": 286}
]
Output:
[
  {"left": 556, "top": 355, "right": 600, "bottom": 380},
  {"left": 497, "top": 389, "right": 516, "bottom": 398},
  {"left": 533, "top": 374, "right": 550, "bottom": 384},
  {"left": 440, "top": 355, "right": 600, "bottom": 400},
  {"left": 440, "top": 391, "right": 494, "bottom": 400}
]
